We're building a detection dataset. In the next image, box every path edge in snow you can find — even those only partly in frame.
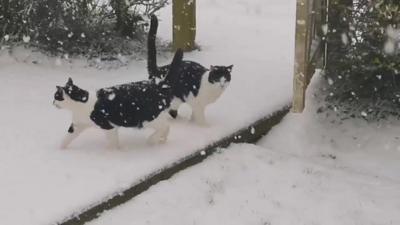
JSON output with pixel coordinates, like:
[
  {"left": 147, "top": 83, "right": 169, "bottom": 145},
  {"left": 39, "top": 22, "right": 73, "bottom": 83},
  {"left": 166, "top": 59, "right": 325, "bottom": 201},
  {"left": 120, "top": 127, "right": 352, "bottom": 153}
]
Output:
[{"left": 57, "top": 104, "right": 291, "bottom": 225}]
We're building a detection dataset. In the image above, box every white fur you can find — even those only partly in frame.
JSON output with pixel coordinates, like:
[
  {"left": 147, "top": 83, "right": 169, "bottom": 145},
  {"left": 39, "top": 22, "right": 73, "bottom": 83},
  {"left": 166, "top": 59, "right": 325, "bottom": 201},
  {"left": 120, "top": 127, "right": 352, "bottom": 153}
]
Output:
[
  {"left": 143, "top": 112, "right": 170, "bottom": 144},
  {"left": 105, "top": 129, "right": 120, "bottom": 149},
  {"left": 54, "top": 89, "right": 170, "bottom": 149},
  {"left": 60, "top": 123, "right": 90, "bottom": 149},
  {"left": 170, "top": 74, "right": 229, "bottom": 125},
  {"left": 54, "top": 90, "right": 96, "bottom": 125},
  {"left": 54, "top": 90, "right": 98, "bottom": 149}
]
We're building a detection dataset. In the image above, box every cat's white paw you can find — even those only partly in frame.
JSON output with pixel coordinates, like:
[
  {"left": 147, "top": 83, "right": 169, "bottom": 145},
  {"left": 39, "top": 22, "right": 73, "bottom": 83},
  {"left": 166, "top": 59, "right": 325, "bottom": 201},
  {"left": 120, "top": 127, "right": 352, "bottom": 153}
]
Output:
[
  {"left": 147, "top": 134, "right": 167, "bottom": 145},
  {"left": 60, "top": 140, "right": 71, "bottom": 150},
  {"left": 147, "top": 121, "right": 170, "bottom": 145}
]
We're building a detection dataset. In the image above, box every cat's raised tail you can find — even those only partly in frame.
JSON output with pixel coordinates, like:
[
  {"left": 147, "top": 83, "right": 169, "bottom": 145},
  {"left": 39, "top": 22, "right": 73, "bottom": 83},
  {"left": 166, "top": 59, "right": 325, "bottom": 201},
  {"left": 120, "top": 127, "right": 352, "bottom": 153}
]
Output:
[
  {"left": 164, "top": 48, "right": 184, "bottom": 86},
  {"left": 148, "top": 15, "right": 159, "bottom": 79}
]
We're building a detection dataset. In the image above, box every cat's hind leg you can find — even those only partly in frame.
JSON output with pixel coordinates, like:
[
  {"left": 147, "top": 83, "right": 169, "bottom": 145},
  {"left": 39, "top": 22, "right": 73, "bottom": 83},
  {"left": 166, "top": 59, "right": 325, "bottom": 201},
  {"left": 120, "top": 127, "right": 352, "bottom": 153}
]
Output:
[
  {"left": 146, "top": 114, "right": 170, "bottom": 144},
  {"left": 61, "top": 123, "right": 88, "bottom": 149}
]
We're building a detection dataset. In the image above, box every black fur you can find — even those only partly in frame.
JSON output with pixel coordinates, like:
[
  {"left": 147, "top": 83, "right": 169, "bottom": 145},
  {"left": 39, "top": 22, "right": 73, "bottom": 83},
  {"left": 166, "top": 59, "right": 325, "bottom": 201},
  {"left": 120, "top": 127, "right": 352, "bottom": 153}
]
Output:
[
  {"left": 55, "top": 86, "right": 64, "bottom": 101},
  {"left": 64, "top": 78, "right": 89, "bottom": 103},
  {"left": 148, "top": 15, "right": 209, "bottom": 102},
  {"left": 68, "top": 124, "right": 74, "bottom": 133},
  {"left": 91, "top": 80, "right": 172, "bottom": 129},
  {"left": 169, "top": 109, "right": 178, "bottom": 119},
  {"left": 148, "top": 15, "right": 159, "bottom": 78},
  {"left": 91, "top": 49, "right": 183, "bottom": 130}
]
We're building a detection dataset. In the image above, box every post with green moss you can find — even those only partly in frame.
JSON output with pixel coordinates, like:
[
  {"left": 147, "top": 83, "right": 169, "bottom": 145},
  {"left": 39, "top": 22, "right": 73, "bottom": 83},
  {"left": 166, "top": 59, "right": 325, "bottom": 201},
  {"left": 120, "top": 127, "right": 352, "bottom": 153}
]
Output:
[
  {"left": 292, "top": 0, "right": 309, "bottom": 113},
  {"left": 173, "top": 0, "right": 196, "bottom": 51}
]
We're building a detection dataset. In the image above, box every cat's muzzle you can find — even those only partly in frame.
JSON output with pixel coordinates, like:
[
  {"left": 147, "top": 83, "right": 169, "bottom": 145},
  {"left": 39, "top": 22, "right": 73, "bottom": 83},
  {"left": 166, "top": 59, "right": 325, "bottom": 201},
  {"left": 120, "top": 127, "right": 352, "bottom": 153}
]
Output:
[
  {"left": 220, "top": 81, "right": 230, "bottom": 89},
  {"left": 219, "top": 78, "right": 230, "bottom": 88},
  {"left": 53, "top": 100, "right": 61, "bottom": 109}
]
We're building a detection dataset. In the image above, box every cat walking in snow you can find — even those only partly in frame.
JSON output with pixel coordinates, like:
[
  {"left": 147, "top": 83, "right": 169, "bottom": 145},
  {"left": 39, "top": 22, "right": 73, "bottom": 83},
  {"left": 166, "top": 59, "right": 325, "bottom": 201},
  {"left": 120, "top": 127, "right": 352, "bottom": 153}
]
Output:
[
  {"left": 53, "top": 49, "right": 183, "bottom": 149},
  {"left": 147, "top": 15, "right": 233, "bottom": 125}
]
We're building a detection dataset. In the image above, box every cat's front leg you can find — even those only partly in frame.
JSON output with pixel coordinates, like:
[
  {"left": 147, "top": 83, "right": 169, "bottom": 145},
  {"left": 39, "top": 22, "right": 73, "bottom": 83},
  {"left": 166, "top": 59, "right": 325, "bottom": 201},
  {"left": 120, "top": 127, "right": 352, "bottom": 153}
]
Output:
[
  {"left": 105, "top": 128, "right": 120, "bottom": 149},
  {"left": 148, "top": 124, "right": 170, "bottom": 144},
  {"left": 191, "top": 104, "right": 208, "bottom": 126},
  {"left": 147, "top": 116, "right": 170, "bottom": 144},
  {"left": 168, "top": 98, "right": 182, "bottom": 119},
  {"left": 60, "top": 123, "right": 88, "bottom": 149}
]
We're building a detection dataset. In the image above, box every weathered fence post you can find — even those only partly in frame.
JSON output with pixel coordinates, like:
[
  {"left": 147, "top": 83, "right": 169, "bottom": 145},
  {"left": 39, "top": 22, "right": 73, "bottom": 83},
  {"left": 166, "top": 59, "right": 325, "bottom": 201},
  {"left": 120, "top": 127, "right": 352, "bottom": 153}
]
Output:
[
  {"left": 292, "top": 0, "right": 327, "bottom": 113},
  {"left": 172, "top": 0, "right": 196, "bottom": 51},
  {"left": 292, "top": 0, "right": 309, "bottom": 112}
]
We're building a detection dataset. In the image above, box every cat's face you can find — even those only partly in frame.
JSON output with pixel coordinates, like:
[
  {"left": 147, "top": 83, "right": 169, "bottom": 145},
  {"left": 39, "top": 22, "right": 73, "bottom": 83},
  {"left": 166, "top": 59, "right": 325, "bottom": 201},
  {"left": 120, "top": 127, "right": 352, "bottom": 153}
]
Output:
[
  {"left": 208, "top": 65, "right": 233, "bottom": 88},
  {"left": 53, "top": 78, "right": 89, "bottom": 109}
]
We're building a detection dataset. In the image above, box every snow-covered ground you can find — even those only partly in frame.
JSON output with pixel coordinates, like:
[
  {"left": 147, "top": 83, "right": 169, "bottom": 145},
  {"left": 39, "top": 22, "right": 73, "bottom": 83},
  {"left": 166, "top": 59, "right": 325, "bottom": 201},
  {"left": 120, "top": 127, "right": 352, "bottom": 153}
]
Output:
[
  {"left": 0, "top": 0, "right": 294, "bottom": 224},
  {"left": 87, "top": 76, "right": 400, "bottom": 225}
]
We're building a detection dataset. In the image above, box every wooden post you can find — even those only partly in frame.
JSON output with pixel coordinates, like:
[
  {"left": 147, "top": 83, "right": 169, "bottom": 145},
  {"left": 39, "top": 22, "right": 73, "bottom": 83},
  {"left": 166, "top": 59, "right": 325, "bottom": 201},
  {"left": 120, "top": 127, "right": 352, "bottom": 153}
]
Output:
[
  {"left": 320, "top": 0, "right": 328, "bottom": 69},
  {"left": 292, "top": 0, "right": 310, "bottom": 113},
  {"left": 172, "top": 0, "right": 196, "bottom": 51}
]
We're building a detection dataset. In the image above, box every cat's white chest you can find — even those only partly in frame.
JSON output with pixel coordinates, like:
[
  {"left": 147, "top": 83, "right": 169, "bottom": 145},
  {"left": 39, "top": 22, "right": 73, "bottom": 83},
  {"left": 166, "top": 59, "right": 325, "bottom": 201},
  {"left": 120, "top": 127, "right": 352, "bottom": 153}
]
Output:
[
  {"left": 72, "top": 109, "right": 92, "bottom": 124},
  {"left": 195, "top": 75, "right": 228, "bottom": 105},
  {"left": 70, "top": 93, "right": 96, "bottom": 125}
]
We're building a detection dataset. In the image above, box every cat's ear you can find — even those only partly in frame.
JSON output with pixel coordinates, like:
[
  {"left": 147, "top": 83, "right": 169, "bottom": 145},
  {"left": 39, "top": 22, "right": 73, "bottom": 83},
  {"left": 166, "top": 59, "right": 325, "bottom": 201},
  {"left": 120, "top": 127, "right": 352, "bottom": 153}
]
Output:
[
  {"left": 56, "top": 86, "right": 63, "bottom": 91},
  {"left": 227, "top": 65, "right": 233, "bottom": 72},
  {"left": 210, "top": 65, "right": 215, "bottom": 71},
  {"left": 67, "top": 77, "right": 73, "bottom": 86}
]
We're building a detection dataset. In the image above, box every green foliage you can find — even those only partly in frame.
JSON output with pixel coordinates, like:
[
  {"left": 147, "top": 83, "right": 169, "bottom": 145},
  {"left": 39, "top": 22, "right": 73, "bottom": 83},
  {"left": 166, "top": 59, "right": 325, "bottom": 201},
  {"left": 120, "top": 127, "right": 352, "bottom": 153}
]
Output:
[
  {"left": 323, "top": 0, "right": 400, "bottom": 120},
  {"left": 0, "top": 0, "right": 168, "bottom": 57}
]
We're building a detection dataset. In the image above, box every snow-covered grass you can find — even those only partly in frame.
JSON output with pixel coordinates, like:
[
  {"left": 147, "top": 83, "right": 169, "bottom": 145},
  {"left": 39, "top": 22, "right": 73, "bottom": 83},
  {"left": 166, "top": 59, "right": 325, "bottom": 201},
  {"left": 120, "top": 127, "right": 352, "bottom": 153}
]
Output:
[
  {"left": 261, "top": 75, "right": 400, "bottom": 183},
  {"left": 0, "top": 0, "right": 294, "bottom": 224},
  {"left": 87, "top": 75, "right": 400, "bottom": 225},
  {"left": 87, "top": 144, "right": 400, "bottom": 225}
]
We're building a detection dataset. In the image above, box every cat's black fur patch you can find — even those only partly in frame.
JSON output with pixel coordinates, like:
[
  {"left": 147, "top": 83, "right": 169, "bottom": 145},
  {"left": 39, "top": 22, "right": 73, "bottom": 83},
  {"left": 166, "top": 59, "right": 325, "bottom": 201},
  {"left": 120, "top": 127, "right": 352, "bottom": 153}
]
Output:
[
  {"left": 68, "top": 124, "right": 74, "bottom": 133},
  {"left": 91, "top": 49, "right": 182, "bottom": 129},
  {"left": 147, "top": 15, "right": 232, "bottom": 102},
  {"left": 169, "top": 109, "right": 178, "bottom": 119},
  {"left": 91, "top": 80, "right": 173, "bottom": 129},
  {"left": 64, "top": 78, "right": 89, "bottom": 103},
  {"left": 55, "top": 86, "right": 64, "bottom": 101}
]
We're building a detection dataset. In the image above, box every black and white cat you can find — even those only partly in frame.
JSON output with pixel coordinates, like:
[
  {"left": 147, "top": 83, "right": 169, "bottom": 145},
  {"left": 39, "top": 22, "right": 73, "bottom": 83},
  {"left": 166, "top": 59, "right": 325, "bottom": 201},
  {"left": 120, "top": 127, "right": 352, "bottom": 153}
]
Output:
[
  {"left": 53, "top": 49, "right": 183, "bottom": 149},
  {"left": 148, "top": 15, "right": 233, "bottom": 125}
]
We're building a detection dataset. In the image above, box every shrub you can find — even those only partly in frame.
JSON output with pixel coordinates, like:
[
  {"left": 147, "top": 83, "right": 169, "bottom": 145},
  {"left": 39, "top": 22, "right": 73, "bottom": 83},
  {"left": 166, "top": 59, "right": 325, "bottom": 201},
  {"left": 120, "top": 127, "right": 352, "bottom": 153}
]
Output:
[
  {"left": 0, "top": 0, "right": 168, "bottom": 57},
  {"left": 322, "top": 0, "right": 400, "bottom": 120}
]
